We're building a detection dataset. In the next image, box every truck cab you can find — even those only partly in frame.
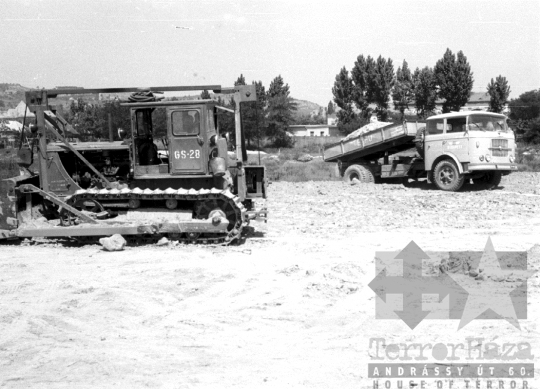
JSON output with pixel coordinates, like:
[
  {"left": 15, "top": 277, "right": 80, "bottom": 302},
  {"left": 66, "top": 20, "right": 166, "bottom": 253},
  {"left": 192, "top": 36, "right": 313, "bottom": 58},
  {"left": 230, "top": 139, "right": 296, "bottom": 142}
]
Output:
[{"left": 423, "top": 112, "right": 517, "bottom": 191}]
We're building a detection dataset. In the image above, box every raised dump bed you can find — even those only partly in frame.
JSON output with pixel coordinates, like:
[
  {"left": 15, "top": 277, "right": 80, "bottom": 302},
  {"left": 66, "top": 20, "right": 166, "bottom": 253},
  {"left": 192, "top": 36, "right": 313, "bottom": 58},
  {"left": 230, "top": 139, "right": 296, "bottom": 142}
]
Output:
[{"left": 323, "top": 122, "right": 422, "bottom": 163}]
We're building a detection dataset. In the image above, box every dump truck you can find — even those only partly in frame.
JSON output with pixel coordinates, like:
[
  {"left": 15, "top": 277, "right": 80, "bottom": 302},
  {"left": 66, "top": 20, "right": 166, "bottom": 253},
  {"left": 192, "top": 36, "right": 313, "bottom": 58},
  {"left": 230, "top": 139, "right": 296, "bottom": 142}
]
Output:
[
  {"left": 324, "top": 112, "right": 517, "bottom": 191},
  {"left": 0, "top": 85, "right": 267, "bottom": 244}
]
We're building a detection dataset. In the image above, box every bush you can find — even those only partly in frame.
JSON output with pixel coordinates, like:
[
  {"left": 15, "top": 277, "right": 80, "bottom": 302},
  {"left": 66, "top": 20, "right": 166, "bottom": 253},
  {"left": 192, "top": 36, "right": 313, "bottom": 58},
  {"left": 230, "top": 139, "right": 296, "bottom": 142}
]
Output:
[
  {"left": 267, "top": 131, "right": 295, "bottom": 148},
  {"left": 516, "top": 142, "right": 540, "bottom": 171},
  {"left": 521, "top": 117, "right": 540, "bottom": 144}
]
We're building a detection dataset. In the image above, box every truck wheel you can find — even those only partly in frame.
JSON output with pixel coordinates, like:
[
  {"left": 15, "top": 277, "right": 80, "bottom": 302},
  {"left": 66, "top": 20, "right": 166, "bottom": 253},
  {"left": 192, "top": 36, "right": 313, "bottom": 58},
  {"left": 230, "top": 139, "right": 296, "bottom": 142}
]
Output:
[
  {"left": 433, "top": 159, "right": 465, "bottom": 191},
  {"left": 343, "top": 164, "right": 375, "bottom": 184},
  {"left": 472, "top": 171, "right": 502, "bottom": 189}
]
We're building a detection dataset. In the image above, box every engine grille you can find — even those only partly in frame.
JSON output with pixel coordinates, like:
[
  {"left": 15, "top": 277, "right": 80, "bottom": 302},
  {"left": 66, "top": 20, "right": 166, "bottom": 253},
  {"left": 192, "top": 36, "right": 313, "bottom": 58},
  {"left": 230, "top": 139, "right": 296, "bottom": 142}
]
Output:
[{"left": 491, "top": 139, "right": 509, "bottom": 157}]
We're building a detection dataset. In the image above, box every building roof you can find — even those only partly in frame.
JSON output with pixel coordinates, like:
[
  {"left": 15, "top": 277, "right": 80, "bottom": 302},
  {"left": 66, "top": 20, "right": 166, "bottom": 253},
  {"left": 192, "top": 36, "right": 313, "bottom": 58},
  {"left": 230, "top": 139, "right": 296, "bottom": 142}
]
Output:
[
  {"left": 0, "top": 101, "right": 35, "bottom": 119},
  {"left": 289, "top": 124, "right": 337, "bottom": 129},
  {"left": 468, "top": 92, "right": 490, "bottom": 103},
  {"left": 427, "top": 111, "right": 506, "bottom": 121}
]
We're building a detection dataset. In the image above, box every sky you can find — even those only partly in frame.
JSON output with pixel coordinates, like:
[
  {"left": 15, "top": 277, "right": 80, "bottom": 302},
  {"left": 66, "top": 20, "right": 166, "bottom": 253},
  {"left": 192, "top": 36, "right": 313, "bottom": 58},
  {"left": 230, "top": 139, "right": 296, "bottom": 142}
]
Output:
[{"left": 0, "top": 0, "right": 538, "bottom": 106}]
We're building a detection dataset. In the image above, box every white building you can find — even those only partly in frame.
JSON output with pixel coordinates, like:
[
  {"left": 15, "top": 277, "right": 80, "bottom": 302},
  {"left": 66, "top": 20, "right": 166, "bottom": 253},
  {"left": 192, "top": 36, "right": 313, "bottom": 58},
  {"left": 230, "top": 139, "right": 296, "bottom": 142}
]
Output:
[{"left": 287, "top": 124, "right": 340, "bottom": 137}]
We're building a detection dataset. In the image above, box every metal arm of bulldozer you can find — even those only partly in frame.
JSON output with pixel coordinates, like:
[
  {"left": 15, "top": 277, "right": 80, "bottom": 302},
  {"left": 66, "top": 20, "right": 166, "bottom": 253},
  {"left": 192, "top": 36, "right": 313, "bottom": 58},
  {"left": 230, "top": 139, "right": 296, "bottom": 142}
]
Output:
[
  {"left": 27, "top": 85, "right": 223, "bottom": 101},
  {"left": 233, "top": 85, "right": 257, "bottom": 201},
  {"left": 42, "top": 111, "right": 112, "bottom": 188},
  {"left": 44, "top": 110, "right": 77, "bottom": 136},
  {"left": 19, "top": 184, "right": 98, "bottom": 224}
]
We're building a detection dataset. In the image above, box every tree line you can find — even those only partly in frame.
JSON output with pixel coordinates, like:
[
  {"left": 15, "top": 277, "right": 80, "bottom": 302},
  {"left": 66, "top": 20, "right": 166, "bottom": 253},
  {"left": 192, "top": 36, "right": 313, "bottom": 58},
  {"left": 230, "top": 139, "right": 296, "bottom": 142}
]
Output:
[{"left": 331, "top": 48, "right": 512, "bottom": 134}]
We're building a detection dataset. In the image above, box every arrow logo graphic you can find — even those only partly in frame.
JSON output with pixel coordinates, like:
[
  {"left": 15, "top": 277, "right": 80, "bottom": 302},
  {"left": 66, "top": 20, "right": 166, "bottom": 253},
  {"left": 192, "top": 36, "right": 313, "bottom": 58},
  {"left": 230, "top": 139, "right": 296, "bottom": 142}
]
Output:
[{"left": 369, "top": 241, "right": 467, "bottom": 329}]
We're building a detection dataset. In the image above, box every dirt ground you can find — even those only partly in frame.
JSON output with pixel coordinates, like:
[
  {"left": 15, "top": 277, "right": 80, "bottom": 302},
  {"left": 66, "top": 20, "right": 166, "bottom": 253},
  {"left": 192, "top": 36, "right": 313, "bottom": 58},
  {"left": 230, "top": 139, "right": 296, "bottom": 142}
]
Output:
[{"left": 1, "top": 173, "right": 540, "bottom": 388}]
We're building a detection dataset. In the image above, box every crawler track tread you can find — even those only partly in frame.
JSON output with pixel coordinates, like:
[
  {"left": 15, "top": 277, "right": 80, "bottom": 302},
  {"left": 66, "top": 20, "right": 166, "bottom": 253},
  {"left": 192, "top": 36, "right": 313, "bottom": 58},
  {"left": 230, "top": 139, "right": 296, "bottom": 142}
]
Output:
[{"left": 65, "top": 187, "right": 246, "bottom": 245}]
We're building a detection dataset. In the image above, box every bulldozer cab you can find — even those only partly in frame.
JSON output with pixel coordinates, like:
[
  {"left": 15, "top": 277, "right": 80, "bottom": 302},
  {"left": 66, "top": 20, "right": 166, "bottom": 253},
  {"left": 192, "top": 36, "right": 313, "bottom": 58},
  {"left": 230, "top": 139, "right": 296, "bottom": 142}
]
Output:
[{"left": 129, "top": 100, "right": 219, "bottom": 177}]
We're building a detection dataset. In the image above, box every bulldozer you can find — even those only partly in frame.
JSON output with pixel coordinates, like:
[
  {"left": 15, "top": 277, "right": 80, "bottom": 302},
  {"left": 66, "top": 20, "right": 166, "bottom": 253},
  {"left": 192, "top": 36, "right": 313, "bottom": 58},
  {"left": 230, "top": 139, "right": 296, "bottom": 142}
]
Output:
[{"left": 0, "top": 85, "right": 267, "bottom": 244}]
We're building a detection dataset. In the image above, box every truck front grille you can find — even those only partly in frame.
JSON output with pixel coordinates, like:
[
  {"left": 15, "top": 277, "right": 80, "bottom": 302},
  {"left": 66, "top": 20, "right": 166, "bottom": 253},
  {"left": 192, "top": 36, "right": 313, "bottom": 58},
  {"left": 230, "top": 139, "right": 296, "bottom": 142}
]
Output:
[{"left": 491, "top": 139, "right": 509, "bottom": 157}]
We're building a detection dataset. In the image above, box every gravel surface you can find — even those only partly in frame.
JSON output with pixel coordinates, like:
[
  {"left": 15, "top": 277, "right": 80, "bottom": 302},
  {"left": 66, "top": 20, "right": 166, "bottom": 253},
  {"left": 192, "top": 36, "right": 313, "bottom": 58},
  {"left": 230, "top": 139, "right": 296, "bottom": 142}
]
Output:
[{"left": 0, "top": 172, "right": 539, "bottom": 388}]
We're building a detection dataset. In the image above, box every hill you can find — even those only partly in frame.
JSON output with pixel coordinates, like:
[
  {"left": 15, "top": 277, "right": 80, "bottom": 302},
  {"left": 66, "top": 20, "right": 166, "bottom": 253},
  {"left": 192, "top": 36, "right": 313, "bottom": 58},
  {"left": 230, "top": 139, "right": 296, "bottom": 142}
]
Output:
[
  {"left": 0, "top": 83, "right": 31, "bottom": 110},
  {"left": 292, "top": 98, "right": 323, "bottom": 120}
]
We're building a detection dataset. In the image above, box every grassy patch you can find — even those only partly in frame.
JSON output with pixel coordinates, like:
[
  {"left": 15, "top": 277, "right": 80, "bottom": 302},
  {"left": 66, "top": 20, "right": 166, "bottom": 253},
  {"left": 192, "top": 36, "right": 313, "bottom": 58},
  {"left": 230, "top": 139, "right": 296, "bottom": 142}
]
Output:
[
  {"left": 244, "top": 147, "right": 340, "bottom": 182},
  {"left": 516, "top": 143, "right": 540, "bottom": 172},
  {"left": 260, "top": 157, "right": 339, "bottom": 182}
]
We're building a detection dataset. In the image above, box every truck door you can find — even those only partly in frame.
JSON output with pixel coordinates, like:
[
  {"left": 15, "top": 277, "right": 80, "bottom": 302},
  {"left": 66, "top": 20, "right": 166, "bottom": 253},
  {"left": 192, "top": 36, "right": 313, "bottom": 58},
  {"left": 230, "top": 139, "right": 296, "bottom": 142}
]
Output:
[
  {"left": 443, "top": 117, "right": 469, "bottom": 162},
  {"left": 424, "top": 118, "right": 445, "bottom": 170},
  {"left": 168, "top": 108, "right": 206, "bottom": 174}
]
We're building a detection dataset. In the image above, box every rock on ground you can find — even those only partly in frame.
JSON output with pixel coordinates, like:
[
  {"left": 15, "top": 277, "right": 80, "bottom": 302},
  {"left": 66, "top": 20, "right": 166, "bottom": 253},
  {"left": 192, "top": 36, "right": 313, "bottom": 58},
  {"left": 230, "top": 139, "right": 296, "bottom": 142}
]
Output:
[
  {"left": 99, "top": 234, "right": 127, "bottom": 251},
  {"left": 156, "top": 237, "right": 169, "bottom": 246},
  {"left": 296, "top": 154, "right": 313, "bottom": 162}
]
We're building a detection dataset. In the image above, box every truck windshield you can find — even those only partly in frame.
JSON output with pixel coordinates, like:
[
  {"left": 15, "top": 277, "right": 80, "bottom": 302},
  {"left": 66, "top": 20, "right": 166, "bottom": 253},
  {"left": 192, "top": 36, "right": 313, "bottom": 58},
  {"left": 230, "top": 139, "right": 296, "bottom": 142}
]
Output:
[{"left": 468, "top": 116, "right": 508, "bottom": 132}]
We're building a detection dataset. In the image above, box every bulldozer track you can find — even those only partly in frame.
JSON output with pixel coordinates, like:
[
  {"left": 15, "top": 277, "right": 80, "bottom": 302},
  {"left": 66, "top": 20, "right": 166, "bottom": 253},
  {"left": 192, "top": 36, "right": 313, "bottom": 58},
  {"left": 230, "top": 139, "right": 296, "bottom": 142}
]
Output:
[{"left": 65, "top": 187, "right": 246, "bottom": 245}]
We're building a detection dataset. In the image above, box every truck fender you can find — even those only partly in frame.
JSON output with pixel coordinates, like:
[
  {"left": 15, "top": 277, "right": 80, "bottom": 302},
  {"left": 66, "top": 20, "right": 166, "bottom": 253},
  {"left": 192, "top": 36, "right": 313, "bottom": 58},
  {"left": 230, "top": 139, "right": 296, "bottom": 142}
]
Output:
[{"left": 429, "top": 153, "right": 464, "bottom": 175}]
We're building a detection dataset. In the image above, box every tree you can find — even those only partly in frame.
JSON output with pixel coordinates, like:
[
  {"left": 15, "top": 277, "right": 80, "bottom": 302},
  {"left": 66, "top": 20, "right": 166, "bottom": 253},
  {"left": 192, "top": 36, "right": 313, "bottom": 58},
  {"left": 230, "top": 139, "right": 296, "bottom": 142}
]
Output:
[
  {"left": 241, "top": 80, "right": 267, "bottom": 148},
  {"left": 521, "top": 117, "right": 540, "bottom": 144},
  {"left": 351, "top": 54, "right": 395, "bottom": 120},
  {"left": 351, "top": 55, "right": 371, "bottom": 115},
  {"left": 267, "top": 74, "right": 290, "bottom": 98},
  {"left": 332, "top": 66, "right": 359, "bottom": 133},
  {"left": 509, "top": 89, "right": 540, "bottom": 121},
  {"left": 232, "top": 74, "right": 268, "bottom": 148},
  {"left": 412, "top": 66, "right": 438, "bottom": 119},
  {"left": 265, "top": 75, "right": 296, "bottom": 147},
  {"left": 200, "top": 89, "right": 211, "bottom": 99},
  {"left": 486, "top": 76, "right": 511, "bottom": 113},
  {"left": 65, "top": 98, "right": 105, "bottom": 140},
  {"left": 100, "top": 100, "right": 132, "bottom": 138},
  {"left": 215, "top": 95, "right": 235, "bottom": 140},
  {"left": 434, "top": 48, "right": 474, "bottom": 113},
  {"left": 327, "top": 101, "right": 335, "bottom": 115},
  {"left": 234, "top": 74, "right": 246, "bottom": 86},
  {"left": 392, "top": 60, "right": 414, "bottom": 120},
  {"left": 370, "top": 55, "right": 394, "bottom": 120},
  {"left": 508, "top": 89, "right": 540, "bottom": 142}
]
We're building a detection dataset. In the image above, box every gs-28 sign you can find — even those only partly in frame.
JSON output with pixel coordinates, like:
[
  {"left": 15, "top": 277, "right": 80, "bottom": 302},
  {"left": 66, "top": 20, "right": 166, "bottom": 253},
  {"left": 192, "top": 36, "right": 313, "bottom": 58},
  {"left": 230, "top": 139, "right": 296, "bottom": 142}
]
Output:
[{"left": 174, "top": 150, "right": 201, "bottom": 159}]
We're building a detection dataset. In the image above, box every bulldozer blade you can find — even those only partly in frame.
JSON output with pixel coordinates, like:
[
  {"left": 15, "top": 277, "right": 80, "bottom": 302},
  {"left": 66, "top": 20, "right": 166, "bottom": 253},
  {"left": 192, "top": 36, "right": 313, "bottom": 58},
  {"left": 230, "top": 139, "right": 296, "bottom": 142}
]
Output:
[
  {"left": 14, "top": 218, "right": 229, "bottom": 238},
  {"left": 0, "top": 174, "right": 40, "bottom": 234}
]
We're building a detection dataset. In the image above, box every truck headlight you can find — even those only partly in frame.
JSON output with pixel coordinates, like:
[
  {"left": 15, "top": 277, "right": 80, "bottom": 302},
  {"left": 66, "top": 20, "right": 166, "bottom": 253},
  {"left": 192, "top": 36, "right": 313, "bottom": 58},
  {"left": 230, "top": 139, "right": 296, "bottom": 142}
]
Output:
[
  {"left": 479, "top": 155, "right": 484, "bottom": 162},
  {"left": 485, "top": 154, "right": 491, "bottom": 162},
  {"left": 509, "top": 155, "right": 515, "bottom": 163}
]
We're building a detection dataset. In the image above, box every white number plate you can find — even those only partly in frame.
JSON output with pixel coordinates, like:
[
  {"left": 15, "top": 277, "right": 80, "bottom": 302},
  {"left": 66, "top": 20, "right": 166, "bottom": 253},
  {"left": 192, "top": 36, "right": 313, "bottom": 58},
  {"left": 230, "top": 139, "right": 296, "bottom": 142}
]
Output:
[{"left": 174, "top": 150, "right": 201, "bottom": 159}]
